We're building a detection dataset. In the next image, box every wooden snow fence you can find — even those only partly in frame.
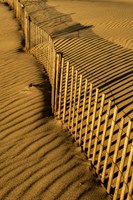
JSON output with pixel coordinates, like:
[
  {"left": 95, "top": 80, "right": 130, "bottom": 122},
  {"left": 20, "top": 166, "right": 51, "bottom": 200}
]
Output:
[
  {"left": 54, "top": 60, "right": 133, "bottom": 200},
  {"left": 6, "top": 0, "right": 133, "bottom": 199}
]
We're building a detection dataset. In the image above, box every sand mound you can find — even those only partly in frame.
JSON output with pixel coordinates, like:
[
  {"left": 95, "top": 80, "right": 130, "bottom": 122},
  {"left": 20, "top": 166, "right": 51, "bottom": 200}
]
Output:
[
  {"left": 0, "top": 3, "right": 110, "bottom": 200},
  {"left": 48, "top": 0, "right": 133, "bottom": 51}
]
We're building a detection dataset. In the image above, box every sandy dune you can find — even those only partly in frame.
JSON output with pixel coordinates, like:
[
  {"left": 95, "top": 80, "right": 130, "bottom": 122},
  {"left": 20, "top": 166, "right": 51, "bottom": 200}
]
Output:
[
  {"left": 48, "top": 0, "right": 133, "bottom": 50},
  {"left": 0, "top": 3, "right": 111, "bottom": 200}
]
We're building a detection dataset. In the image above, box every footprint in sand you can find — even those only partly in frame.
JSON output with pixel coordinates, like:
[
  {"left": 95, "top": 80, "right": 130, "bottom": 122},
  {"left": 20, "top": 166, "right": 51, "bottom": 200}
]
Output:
[
  {"left": 21, "top": 83, "right": 40, "bottom": 94},
  {"left": 21, "top": 83, "right": 51, "bottom": 95}
]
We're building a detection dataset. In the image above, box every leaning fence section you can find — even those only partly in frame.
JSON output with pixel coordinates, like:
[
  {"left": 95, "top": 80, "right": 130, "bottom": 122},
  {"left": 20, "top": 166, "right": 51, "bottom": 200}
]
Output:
[
  {"left": 55, "top": 60, "right": 133, "bottom": 200},
  {"left": 6, "top": 1, "right": 133, "bottom": 199},
  {"left": 12, "top": 0, "right": 57, "bottom": 112}
]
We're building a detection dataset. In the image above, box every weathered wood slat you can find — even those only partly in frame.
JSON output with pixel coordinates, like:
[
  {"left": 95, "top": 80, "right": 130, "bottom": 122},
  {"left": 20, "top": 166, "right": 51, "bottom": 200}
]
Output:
[
  {"left": 107, "top": 117, "right": 124, "bottom": 193},
  {"left": 92, "top": 93, "right": 105, "bottom": 165},
  {"left": 113, "top": 120, "right": 132, "bottom": 200},
  {"left": 83, "top": 83, "right": 93, "bottom": 151}
]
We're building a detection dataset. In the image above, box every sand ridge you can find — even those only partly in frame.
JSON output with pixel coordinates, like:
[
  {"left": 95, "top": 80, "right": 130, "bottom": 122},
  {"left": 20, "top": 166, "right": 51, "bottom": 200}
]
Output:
[
  {"left": 0, "top": 3, "right": 111, "bottom": 200},
  {"left": 48, "top": 0, "right": 133, "bottom": 50}
]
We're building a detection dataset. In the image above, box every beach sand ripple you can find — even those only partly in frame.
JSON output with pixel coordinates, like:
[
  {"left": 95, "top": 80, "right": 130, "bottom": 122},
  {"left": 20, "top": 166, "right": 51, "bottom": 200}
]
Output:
[{"left": 0, "top": 3, "right": 110, "bottom": 200}]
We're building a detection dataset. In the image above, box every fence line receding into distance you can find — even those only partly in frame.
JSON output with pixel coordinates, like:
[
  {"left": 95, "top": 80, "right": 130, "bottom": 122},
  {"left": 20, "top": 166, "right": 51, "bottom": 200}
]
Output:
[{"left": 5, "top": 0, "right": 133, "bottom": 199}]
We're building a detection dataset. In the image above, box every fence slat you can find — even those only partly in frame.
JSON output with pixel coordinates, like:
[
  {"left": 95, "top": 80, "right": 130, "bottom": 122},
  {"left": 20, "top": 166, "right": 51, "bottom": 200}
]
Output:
[
  {"left": 127, "top": 173, "right": 133, "bottom": 200},
  {"left": 75, "top": 75, "right": 82, "bottom": 140},
  {"left": 40, "top": 28, "right": 43, "bottom": 44},
  {"left": 83, "top": 83, "right": 93, "bottom": 151},
  {"left": 87, "top": 88, "right": 99, "bottom": 159},
  {"left": 107, "top": 117, "right": 124, "bottom": 193},
  {"left": 40, "top": 28, "right": 42, "bottom": 60},
  {"left": 102, "top": 106, "right": 118, "bottom": 182},
  {"left": 96, "top": 100, "right": 112, "bottom": 174},
  {"left": 92, "top": 93, "right": 105, "bottom": 165},
  {"left": 58, "top": 58, "right": 64, "bottom": 119},
  {"left": 113, "top": 120, "right": 132, "bottom": 200},
  {"left": 37, "top": 24, "right": 39, "bottom": 44},
  {"left": 68, "top": 66, "right": 74, "bottom": 128},
  {"left": 71, "top": 70, "right": 78, "bottom": 133},
  {"left": 120, "top": 142, "right": 133, "bottom": 200},
  {"left": 63, "top": 62, "right": 69, "bottom": 123},
  {"left": 79, "top": 79, "right": 88, "bottom": 145},
  {"left": 47, "top": 34, "right": 50, "bottom": 75}
]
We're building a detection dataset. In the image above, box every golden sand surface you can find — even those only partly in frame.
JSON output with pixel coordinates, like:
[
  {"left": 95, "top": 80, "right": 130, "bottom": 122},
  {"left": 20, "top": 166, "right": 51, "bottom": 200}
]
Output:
[
  {"left": 48, "top": 0, "right": 133, "bottom": 50},
  {"left": 0, "top": 3, "right": 111, "bottom": 200}
]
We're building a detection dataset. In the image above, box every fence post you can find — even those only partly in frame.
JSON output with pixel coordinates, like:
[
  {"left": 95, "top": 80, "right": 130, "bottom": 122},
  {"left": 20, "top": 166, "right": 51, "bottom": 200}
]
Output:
[
  {"left": 24, "top": 8, "right": 27, "bottom": 36},
  {"left": 16, "top": 0, "right": 18, "bottom": 18},
  {"left": 20, "top": 4, "right": 25, "bottom": 30},
  {"left": 96, "top": 100, "right": 112, "bottom": 174},
  {"left": 113, "top": 120, "right": 132, "bottom": 200},
  {"left": 25, "top": 14, "right": 30, "bottom": 51},
  {"left": 47, "top": 35, "right": 51, "bottom": 75},
  {"left": 71, "top": 70, "right": 78, "bottom": 133},
  {"left": 51, "top": 49, "right": 56, "bottom": 113},
  {"left": 79, "top": 79, "right": 88, "bottom": 145},
  {"left": 107, "top": 117, "right": 124, "bottom": 193},
  {"left": 92, "top": 93, "right": 105, "bottom": 165},
  {"left": 101, "top": 106, "right": 118, "bottom": 183},
  {"left": 87, "top": 88, "right": 99, "bottom": 159},
  {"left": 13, "top": 0, "right": 15, "bottom": 9},
  {"left": 18, "top": 1, "right": 20, "bottom": 20},
  {"left": 75, "top": 75, "right": 82, "bottom": 140},
  {"left": 35, "top": 24, "right": 38, "bottom": 56},
  {"left": 62, "top": 62, "right": 69, "bottom": 123},
  {"left": 58, "top": 58, "right": 64, "bottom": 119},
  {"left": 120, "top": 142, "right": 133, "bottom": 200},
  {"left": 83, "top": 83, "right": 93, "bottom": 151},
  {"left": 48, "top": 36, "right": 52, "bottom": 80},
  {"left": 68, "top": 66, "right": 74, "bottom": 128},
  {"left": 54, "top": 53, "right": 61, "bottom": 115},
  {"left": 24, "top": 10, "right": 27, "bottom": 49}
]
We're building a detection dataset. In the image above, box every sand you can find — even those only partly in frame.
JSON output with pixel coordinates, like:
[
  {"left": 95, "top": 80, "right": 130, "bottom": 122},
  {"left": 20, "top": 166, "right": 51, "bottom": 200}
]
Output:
[
  {"left": 0, "top": 3, "right": 111, "bottom": 200},
  {"left": 48, "top": 0, "right": 133, "bottom": 50}
]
